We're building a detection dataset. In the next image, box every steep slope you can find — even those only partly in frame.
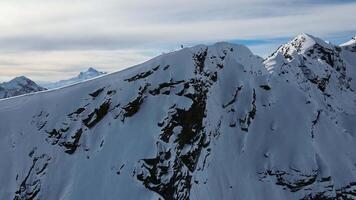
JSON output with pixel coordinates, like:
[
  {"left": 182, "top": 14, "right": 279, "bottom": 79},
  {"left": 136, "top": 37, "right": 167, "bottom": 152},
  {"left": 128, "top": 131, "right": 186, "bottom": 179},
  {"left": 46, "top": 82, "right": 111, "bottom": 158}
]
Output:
[
  {"left": 261, "top": 33, "right": 356, "bottom": 199},
  {"left": 41, "top": 67, "right": 106, "bottom": 89},
  {"left": 0, "top": 76, "right": 46, "bottom": 99},
  {"left": 341, "top": 36, "right": 356, "bottom": 48},
  {"left": 1, "top": 38, "right": 356, "bottom": 200},
  {"left": 340, "top": 36, "right": 356, "bottom": 91}
]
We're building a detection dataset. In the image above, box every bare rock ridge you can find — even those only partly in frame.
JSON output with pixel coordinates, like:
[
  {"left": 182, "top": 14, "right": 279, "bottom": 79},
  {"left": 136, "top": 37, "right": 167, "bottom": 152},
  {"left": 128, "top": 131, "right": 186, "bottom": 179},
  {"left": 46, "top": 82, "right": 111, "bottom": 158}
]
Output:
[{"left": 0, "top": 35, "right": 356, "bottom": 200}]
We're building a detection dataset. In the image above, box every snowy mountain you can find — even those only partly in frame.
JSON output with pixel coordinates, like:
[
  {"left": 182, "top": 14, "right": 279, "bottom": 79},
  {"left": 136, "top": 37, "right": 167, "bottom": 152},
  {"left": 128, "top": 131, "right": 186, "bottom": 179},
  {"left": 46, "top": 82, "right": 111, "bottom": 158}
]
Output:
[
  {"left": 41, "top": 67, "right": 106, "bottom": 89},
  {"left": 341, "top": 36, "right": 356, "bottom": 52},
  {"left": 1, "top": 35, "right": 356, "bottom": 200},
  {"left": 0, "top": 76, "right": 46, "bottom": 99}
]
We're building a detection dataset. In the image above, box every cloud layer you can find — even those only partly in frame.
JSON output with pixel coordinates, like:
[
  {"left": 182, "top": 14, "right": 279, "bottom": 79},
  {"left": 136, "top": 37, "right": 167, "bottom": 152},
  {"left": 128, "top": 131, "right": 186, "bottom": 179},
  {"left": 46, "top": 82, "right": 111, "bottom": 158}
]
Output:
[{"left": 0, "top": 0, "right": 355, "bottom": 81}]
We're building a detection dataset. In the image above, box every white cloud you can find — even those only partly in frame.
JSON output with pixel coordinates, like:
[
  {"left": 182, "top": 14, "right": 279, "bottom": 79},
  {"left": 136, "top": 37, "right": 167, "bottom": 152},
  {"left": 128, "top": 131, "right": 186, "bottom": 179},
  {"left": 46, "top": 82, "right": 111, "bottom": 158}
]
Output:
[
  {"left": 0, "top": 0, "right": 355, "bottom": 81},
  {"left": 0, "top": 50, "right": 152, "bottom": 81}
]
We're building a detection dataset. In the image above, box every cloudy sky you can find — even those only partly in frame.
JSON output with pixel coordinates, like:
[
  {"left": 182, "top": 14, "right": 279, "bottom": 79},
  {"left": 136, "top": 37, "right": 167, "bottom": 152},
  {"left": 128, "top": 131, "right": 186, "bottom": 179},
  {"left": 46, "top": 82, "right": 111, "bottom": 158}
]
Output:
[{"left": 0, "top": 0, "right": 355, "bottom": 82}]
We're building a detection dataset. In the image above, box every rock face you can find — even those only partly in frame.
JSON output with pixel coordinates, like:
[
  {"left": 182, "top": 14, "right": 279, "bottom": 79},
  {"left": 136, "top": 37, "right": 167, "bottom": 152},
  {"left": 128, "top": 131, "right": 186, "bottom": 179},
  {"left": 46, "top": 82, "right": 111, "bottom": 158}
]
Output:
[
  {"left": 41, "top": 67, "right": 107, "bottom": 89},
  {"left": 1, "top": 35, "right": 356, "bottom": 200},
  {"left": 0, "top": 76, "right": 46, "bottom": 99}
]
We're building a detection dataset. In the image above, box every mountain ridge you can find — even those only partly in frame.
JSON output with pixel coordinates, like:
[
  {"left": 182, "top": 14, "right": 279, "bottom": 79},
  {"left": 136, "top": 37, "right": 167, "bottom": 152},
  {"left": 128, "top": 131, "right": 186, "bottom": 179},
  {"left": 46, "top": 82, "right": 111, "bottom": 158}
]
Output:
[
  {"left": 1, "top": 34, "right": 356, "bottom": 200},
  {"left": 40, "top": 67, "right": 107, "bottom": 89}
]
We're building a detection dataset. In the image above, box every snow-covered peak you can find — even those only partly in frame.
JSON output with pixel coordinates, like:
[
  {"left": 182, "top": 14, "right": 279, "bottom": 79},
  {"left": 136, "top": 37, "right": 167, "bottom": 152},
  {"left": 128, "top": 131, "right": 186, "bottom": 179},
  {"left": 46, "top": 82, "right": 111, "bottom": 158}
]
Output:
[
  {"left": 162, "top": 42, "right": 265, "bottom": 75},
  {"left": 88, "top": 67, "right": 98, "bottom": 72},
  {"left": 208, "top": 42, "right": 252, "bottom": 55},
  {"left": 340, "top": 36, "right": 356, "bottom": 54},
  {"left": 176, "top": 42, "right": 254, "bottom": 59},
  {"left": 1, "top": 76, "right": 42, "bottom": 90},
  {"left": 296, "top": 33, "right": 332, "bottom": 49},
  {"left": 264, "top": 33, "right": 356, "bottom": 113},
  {"left": 0, "top": 76, "right": 46, "bottom": 99},
  {"left": 271, "top": 33, "right": 334, "bottom": 60},
  {"left": 41, "top": 67, "right": 107, "bottom": 89},
  {"left": 78, "top": 67, "right": 105, "bottom": 79},
  {"left": 341, "top": 36, "right": 356, "bottom": 46}
]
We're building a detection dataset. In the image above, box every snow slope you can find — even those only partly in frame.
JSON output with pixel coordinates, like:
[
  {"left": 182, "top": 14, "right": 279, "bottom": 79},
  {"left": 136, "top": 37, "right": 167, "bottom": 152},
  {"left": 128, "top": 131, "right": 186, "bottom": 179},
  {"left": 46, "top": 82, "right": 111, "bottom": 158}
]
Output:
[
  {"left": 341, "top": 36, "right": 356, "bottom": 47},
  {"left": 0, "top": 76, "right": 46, "bottom": 99},
  {"left": 40, "top": 67, "right": 106, "bottom": 89},
  {"left": 1, "top": 36, "right": 356, "bottom": 200}
]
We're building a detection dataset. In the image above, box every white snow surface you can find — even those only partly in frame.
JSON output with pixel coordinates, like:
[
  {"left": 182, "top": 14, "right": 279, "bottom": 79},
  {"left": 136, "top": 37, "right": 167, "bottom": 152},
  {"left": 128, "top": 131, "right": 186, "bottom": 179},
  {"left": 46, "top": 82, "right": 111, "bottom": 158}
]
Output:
[
  {"left": 341, "top": 36, "right": 356, "bottom": 46},
  {"left": 1, "top": 37, "right": 356, "bottom": 200}
]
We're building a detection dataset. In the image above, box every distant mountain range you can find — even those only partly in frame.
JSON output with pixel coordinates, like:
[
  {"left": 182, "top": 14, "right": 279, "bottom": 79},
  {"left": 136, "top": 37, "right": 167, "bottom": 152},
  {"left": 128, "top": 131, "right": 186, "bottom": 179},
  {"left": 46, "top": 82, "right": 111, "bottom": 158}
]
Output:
[
  {"left": 39, "top": 67, "right": 107, "bottom": 89},
  {"left": 1, "top": 34, "right": 356, "bottom": 199},
  {"left": 0, "top": 68, "right": 106, "bottom": 99}
]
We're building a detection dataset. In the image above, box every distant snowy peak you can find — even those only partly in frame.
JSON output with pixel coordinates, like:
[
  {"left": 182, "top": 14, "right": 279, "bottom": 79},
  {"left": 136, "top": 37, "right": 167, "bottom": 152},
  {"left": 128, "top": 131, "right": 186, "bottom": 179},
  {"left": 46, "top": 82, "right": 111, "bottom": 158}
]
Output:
[
  {"left": 0, "top": 76, "right": 46, "bottom": 99},
  {"left": 341, "top": 36, "right": 356, "bottom": 53},
  {"left": 341, "top": 36, "right": 356, "bottom": 46},
  {"left": 77, "top": 67, "right": 106, "bottom": 79},
  {"left": 1, "top": 76, "right": 44, "bottom": 90},
  {"left": 43, "top": 67, "right": 107, "bottom": 89}
]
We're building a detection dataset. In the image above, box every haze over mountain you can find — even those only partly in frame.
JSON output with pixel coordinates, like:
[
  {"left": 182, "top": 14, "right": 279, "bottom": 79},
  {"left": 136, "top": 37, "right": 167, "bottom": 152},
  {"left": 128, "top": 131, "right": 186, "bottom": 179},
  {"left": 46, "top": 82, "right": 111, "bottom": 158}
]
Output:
[
  {"left": 1, "top": 34, "right": 356, "bottom": 200},
  {"left": 40, "top": 67, "right": 107, "bottom": 89}
]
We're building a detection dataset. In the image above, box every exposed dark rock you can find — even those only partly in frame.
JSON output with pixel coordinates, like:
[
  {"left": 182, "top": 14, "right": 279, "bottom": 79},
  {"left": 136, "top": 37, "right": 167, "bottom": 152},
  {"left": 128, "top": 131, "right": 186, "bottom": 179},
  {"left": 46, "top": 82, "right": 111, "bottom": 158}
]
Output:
[
  {"left": 62, "top": 128, "right": 83, "bottom": 155},
  {"left": 89, "top": 88, "right": 104, "bottom": 98},
  {"left": 116, "top": 164, "right": 125, "bottom": 175},
  {"left": 163, "top": 65, "right": 170, "bottom": 70},
  {"left": 222, "top": 86, "right": 243, "bottom": 108},
  {"left": 135, "top": 53, "right": 218, "bottom": 199},
  {"left": 259, "top": 169, "right": 317, "bottom": 192},
  {"left": 304, "top": 43, "right": 350, "bottom": 90},
  {"left": 14, "top": 154, "right": 51, "bottom": 200},
  {"left": 31, "top": 111, "right": 49, "bottom": 131},
  {"left": 121, "top": 84, "right": 149, "bottom": 120},
  {"left": 239, "top": 89, "right": 257, "bottom": 132},
  {"left": 106, "top": 90, "right": 116, "bottom": 95},
  {"left": 152, "top": 65, "right": 160, "bottom": 71},
  {"left": 83, "top": 100, "right": 111, "bottom": 128},
  {"left": 312, "top": 111, "right": 321, "bottom": 126},
  {"left": 311, "top": 110, "right": 321, "bottom": 138},
  {"left": 193, "top": 48, "right": 208, "bottom": 74},
  {"left": 149, "top": 80, "right": 185, "bottom": 96},
  {"left": 69, "top": 107, "right": 85, "bottom": 116},
  {"left": 125, "top": 70, "right": 154, "bottom": 82},
  {"left": 260, "top": 85, "right": 271, "bottom": 90},
  {"left": 46, "top": 127, "right": 83, "bottom": 155}
]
